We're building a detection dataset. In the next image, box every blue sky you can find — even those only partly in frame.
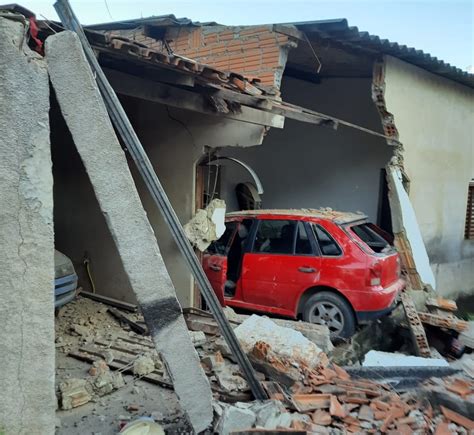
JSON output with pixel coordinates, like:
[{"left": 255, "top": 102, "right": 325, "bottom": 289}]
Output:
[{"left": 24, "top": 0, "right": 473, "bottom": 71}]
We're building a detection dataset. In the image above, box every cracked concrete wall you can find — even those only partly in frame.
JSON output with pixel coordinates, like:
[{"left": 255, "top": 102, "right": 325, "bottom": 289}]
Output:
[
  {"left": 0, "top": 16, "right": 55, "bottom": 435},
  {"left": 46, "top": 31, "right": 212, "bottom": 432},
  {"left": 383, "top": 56, "right": 474, "bottom": 298}
]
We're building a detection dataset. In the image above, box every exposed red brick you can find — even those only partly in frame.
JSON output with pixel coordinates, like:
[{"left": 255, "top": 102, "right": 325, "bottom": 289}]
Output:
[
  {"left": 218, "top": 33, "right": 235, "bottom": 42},
  {"left": 240, "top": 26, "right": 270, "bottom": 36},
  {"left": 312, "top": 409, "right": 332, "bottom": 426},
  {"left": 396, "top": 424, "right": 413, "bottom": 435},
  {"left": 380, "top": 411, "right": 395, "bottom": 432},
  {"left": 292, "top": 393, "right": 331, "bottom": 412},
  {"left": 434, "top": 421, "right": 453, "bottom": 435},
  {"left": 203, "top": 34, "right": 218, "bottom": 45},
  {"left": 240, "top": 41, "right": 261, "bottom": 51},
  {"left": 445, "top": 378, "right": 473, "bottom": 397},
  {"left": 330, "top": 395, "right": 346, "bottom": 418},
  {"left": 440, "top": 406, "right": 474, "bottom": 430}
]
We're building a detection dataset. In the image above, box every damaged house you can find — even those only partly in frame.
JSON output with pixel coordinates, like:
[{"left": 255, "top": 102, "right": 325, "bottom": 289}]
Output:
[
  {"left": 91, "top": 17, "right": 474, "bottom": 300},
  {"left": 1, "top": 1, "right": 474, "bottom": 434}
]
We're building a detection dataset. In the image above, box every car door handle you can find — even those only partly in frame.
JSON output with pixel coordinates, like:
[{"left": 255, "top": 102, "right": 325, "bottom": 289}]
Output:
[
  {"left": 209, "top": 264, "right": 221, "bottom": 272},
  {"left": 298, "top": 266, "right": 316, "bottom": 273}
]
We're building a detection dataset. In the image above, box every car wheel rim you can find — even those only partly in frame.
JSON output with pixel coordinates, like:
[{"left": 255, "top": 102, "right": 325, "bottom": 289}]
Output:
[{"left": 309, "top": 302, "right": 344, "bottom": 334}]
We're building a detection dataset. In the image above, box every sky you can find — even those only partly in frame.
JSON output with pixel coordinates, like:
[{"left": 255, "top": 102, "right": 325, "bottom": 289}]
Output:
[{"left": 23, "top": 0, "right": 473, "bottom": 71}]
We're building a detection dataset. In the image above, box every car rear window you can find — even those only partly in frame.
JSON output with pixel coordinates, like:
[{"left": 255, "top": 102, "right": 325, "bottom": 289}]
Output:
[{"left": 350, "top": 223, "right": 391, "bottom": 254}]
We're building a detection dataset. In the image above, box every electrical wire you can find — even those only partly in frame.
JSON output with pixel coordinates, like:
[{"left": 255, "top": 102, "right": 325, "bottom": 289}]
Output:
[{"left": 83, "top": 256, "right": 96, "bottom": 294}]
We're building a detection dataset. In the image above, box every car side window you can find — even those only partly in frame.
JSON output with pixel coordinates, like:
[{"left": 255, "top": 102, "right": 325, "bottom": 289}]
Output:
[
  {"left": 207, "top": 221, "right": 237, "bottom": 255},
  {"left": 295, "top": 221, "right": 313, "bottom": 255},
  {"left": 312, "top": 224, "right": 342, "bottom": 256},
  {"left": 253, "top": 220, "right": 296, "bottom": 254}
]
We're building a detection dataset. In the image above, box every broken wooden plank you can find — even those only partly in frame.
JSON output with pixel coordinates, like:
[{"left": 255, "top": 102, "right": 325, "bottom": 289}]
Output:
[
  {"left": 104, "top": 68, "right": 285, "bottom": 129},
  {"left": 107, "top": 308, "right": 147, "bottom": 335},
  {"left": 78, "top": 290, "right": 138, "bottom": 312}
]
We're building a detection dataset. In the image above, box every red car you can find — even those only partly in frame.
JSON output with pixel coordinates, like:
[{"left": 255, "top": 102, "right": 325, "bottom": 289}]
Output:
[{"left": 203, "top": 209, "right": 404, "bottom": 339}]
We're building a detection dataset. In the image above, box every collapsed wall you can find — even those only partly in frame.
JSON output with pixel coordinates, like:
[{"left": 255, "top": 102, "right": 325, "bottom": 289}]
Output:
[
  {"left": 0, "top": 15, "right": 55, "bottom": 435},
  {"left": 373, "top": 58, "right": 474, "bottom": 297}
]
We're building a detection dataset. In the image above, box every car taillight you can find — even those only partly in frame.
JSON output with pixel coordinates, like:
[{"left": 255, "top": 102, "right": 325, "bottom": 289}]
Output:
[{"left": 368, "top": 261, "right": 382, "bottom": 286}]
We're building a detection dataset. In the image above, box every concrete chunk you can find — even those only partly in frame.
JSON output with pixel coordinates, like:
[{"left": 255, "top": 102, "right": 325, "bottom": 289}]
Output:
[
  {"left": 235, "top": 315, "right": 324, "bottom": 369},
  {"left": 46, "top": 31, "right": 212, "bottom": 433},
  {"left": 184, "top": 199, "right": 226, "bottom": 251},
  {"left": 216, "top": 404, "right": 256, "bottom": 435}
]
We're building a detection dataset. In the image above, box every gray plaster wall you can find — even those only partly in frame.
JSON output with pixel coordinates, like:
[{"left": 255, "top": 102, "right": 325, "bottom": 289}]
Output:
[
  {"left": 52, "top": 81, "right": 267, "bottom": 307},
  {"left": 46, "top": 31, "right": 212, "bottom": 432},
  {"left": 220, "top": 76, "right": 393, "bottom": 222},
  {"left": 0, "top": 16, "right": 55, "bottom": 435}
]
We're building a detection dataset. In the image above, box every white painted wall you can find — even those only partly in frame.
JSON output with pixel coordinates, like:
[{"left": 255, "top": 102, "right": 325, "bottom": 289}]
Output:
[
  {"left": 383, "top": 56, "right": 474, "bottom": 297},
  {"left": 220, "top": 76, "right": 394, "bottom": 223}
]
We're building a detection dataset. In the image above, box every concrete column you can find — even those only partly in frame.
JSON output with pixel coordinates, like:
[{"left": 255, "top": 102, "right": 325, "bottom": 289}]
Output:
[
  {"left": 46, "top": 31, "right": 213, "bottom": 433},
  {"left": 0, "top": 16, "right": 55, "bottom": 435}
]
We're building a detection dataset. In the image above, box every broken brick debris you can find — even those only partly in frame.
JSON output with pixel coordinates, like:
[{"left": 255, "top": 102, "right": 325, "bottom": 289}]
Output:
[
  {"left": 418, "top": 311, "right": 469, "bottom": 333},
  {"left": 292, "top": 394, "right": 331, "bottom": 412},
  {"left": 440, "top": 405, "right": 474, "bottom": 430},
  {"left": 426, "top": 297, "right": 458, "bottom": 312},
  {"left": 57, "top": 297, "right": 474, "bottom": 433},
  {"left": 400, "top": 289, "right": 431, "bottom": 357}
]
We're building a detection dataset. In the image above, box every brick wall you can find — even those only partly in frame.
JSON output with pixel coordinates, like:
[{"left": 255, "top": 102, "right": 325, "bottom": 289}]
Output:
[{"left": 116, "top": 25, "right": 297, "bottom": 89}]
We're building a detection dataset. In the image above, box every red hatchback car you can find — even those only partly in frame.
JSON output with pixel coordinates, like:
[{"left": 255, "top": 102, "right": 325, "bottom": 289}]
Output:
[{"left": 203, "top": 209, "right": 405, "bottom": 339}]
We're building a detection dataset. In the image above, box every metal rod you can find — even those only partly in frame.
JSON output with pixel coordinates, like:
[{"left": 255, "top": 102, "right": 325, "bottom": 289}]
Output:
[{"left": 53, "top": 0, "right": 267, "bottom": 400}]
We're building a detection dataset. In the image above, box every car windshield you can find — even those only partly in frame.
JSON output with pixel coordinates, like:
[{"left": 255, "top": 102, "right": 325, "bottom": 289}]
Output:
[{"left": 350, "top": 223, "right": 392, "bottom": 254}]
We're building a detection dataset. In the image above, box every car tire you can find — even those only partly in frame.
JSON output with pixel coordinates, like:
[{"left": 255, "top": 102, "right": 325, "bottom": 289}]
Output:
[{"left": 302, "top": 291, "right": 356, "bottom": 340}]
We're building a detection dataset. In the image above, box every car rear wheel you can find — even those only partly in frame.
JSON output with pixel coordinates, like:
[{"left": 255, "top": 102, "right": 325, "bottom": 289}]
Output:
[{"left": 302, "top": 291, "right": 356, "bottom": 339}]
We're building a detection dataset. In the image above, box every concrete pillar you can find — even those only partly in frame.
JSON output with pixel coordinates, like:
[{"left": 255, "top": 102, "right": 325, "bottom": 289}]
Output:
[
  {"left": 46, "top": 31, "right": 213, "bottom": 433},
  {"left": 0, "top": 16, "right": 55, "bottom": 435}
]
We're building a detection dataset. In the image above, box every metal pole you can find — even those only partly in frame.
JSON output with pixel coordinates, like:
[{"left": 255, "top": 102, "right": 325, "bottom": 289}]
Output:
[{"left": 53, "top": 0, "right": 267, "bottom": 400}]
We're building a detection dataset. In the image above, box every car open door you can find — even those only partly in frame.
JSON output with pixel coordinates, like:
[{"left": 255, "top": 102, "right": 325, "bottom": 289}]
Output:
[{"left": 202, "top": 221, "right": 238, "bottom": 306}]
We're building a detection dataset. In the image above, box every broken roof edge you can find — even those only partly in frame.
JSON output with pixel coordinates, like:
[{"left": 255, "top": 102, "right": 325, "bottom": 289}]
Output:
[
  {"left": 86, "top": 14, "right": 201, "bottom": 31},
  {"left": 288, "top": 19, "right": 474, "bottom": 89},
  {"left": 92, "top": 14, "right": 472, "bottom": 88}
]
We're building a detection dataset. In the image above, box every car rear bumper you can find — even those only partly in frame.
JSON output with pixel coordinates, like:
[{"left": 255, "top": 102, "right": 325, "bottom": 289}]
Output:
[
  {"left": 354, "top": 278, "right": 405, "bottom": 323},
  {"left": 55, "top": 273, "right": 78, "bottom": 308}
]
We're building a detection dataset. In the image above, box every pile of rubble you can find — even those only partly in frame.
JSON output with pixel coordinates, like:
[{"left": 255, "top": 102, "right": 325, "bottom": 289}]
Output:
[
  {"left": 55, "top": 295, "right": 474, "bottom": 434},
  {"left": 207, "top": 315, "right": 474, "bottom": 434}
]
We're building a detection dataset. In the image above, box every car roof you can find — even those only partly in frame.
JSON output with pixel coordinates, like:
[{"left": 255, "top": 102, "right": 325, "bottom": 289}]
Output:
[{"left": 226, "top": 208, "right": 368, "bottom": 225}]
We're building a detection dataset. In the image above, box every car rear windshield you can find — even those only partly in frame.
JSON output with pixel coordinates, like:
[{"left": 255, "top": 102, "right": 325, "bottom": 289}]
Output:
[{"left": 350, "top": 223, "right": 392, "bottom": 254}]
